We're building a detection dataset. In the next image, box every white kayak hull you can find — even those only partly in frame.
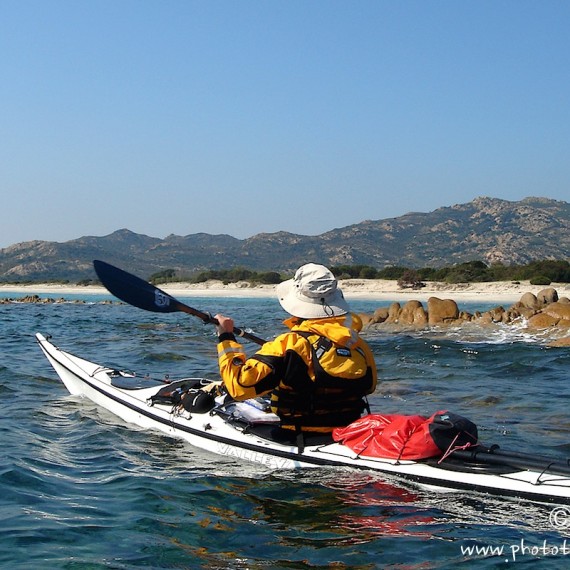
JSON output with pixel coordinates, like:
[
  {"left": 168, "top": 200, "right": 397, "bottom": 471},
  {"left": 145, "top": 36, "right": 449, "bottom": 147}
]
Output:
[{"left": 36, "top": 333, "right": 570, "bottom": 504}]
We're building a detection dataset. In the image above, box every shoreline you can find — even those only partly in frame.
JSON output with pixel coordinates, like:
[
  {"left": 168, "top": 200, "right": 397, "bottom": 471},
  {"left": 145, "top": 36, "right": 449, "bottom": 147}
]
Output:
[{"left": 1, "top": 279, "right": 569, "bottom": 305}]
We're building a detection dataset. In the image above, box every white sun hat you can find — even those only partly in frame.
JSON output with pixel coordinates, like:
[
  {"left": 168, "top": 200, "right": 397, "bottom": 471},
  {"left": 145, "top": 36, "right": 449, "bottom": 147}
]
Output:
[{"left": 276, "top": 263, "right": 350, "bottom": 319}]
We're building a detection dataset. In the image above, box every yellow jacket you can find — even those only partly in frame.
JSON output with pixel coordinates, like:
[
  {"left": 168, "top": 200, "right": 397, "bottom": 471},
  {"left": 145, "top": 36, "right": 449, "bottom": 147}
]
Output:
[{"left": 217, "top": 313, "right": 378, "bottom": 431}]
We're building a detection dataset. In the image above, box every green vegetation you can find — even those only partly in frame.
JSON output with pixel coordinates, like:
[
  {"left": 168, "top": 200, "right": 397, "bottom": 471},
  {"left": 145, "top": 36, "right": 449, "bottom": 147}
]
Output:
[
  {"left": 529, "top": 276, "right": 552, "bottom": 286},
  {"left": 151, "top": 267, "right": 283, "bottom": 286},
  {"left": 332, "top": 260, "right": 570, "bottom": 285},
  {"left": 192, "top": 268, "right": 282, "bottom": 285},
  {"left": 331, "top": 265, "right": 387, "bottom": 279},
  {"left": 396, "top": 269, "right": 425, "bottom": 290},
  {"left": 0, "top": 279, "right": 71, "bottom": 285},
  {"left": 149, "top": 269, "right": 177, "bottom": 284},
  {"left": 146, "top": 260, "right": 570, "bottom": 287}
]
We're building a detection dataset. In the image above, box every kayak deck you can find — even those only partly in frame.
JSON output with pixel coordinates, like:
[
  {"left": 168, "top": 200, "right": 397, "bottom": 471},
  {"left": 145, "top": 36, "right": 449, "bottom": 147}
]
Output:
[{"left": 35, "top": 333, "right": 570, "bottom": 505}]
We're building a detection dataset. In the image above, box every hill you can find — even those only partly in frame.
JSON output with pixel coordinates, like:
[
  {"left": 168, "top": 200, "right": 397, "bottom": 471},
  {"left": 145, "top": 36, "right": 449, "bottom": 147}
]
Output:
[{"left": 1, "top": 196, "right": 569, "bottom": 282}]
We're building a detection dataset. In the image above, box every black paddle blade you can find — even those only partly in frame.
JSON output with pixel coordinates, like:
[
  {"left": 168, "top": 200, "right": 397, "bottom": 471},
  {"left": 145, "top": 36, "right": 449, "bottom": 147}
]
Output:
[
  {"left": 94, "top": 260, "right": 180, "bottom": 314},
  {"left": 93, "top": 260, "right": 266, "bottom": 345}
]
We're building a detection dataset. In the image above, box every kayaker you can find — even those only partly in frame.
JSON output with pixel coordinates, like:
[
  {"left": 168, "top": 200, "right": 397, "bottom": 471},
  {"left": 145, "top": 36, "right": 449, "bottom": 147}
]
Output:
[{"left": 214, "top": 263, "right": 378, "bottom": 440}]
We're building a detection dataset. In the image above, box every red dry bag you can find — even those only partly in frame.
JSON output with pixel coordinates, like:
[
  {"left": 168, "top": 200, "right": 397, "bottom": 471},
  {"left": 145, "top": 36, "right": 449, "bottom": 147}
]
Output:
[{"left": 332, "top": 410, "right": 477, "bottom": 460}]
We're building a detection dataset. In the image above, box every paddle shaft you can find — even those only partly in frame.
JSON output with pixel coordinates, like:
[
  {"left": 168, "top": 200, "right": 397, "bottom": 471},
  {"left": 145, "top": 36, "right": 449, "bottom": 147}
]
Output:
[{"left": 93, "top": 260, "right": 267, "bottom": 345}]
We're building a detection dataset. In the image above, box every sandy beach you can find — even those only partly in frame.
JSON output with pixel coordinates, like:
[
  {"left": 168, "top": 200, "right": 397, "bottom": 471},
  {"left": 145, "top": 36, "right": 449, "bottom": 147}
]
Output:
[{"left": 1, "top": 279, "right": 569, "bottom": 305}]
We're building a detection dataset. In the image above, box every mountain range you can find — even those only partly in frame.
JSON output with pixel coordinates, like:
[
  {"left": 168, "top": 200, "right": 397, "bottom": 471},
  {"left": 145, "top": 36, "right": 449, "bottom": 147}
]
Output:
[{"left": 1, "top": 196, "right": 569, "bottom": 283}]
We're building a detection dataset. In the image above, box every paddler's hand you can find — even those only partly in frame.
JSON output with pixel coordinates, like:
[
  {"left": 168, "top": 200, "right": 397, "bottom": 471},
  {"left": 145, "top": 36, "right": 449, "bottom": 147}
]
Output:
[{"left": 214, "top": 314, "right": 234, "bottom": 336}]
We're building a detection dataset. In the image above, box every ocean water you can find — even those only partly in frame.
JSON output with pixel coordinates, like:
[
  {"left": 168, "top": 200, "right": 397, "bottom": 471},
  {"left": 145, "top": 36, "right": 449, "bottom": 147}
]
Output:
[{"left": 2, "top": 294, "right": 570, "bottom": 569}]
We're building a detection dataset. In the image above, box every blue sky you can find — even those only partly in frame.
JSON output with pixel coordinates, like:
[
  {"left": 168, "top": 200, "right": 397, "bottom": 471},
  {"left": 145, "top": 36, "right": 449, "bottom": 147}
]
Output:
[{"left": 1, "top": 1, "right": 569, "bottom": 249}]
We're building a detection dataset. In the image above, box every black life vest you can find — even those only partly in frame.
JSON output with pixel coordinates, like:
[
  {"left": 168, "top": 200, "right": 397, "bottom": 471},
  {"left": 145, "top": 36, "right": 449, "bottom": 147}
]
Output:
[{"left": 271, "top": 332, "right": 374, "bottom": 430}]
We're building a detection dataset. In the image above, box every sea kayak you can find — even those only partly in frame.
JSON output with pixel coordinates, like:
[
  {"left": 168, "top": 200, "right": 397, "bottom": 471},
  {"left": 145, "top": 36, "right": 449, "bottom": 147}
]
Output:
[{"left": 36, "top": 332, "right": 570, "bottom": 505}]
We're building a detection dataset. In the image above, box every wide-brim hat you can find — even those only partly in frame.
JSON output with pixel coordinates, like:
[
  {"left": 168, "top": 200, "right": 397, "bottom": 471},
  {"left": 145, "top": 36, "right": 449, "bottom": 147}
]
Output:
[{"left": 276, "top": 263, "right": 349, "bottom": 319}]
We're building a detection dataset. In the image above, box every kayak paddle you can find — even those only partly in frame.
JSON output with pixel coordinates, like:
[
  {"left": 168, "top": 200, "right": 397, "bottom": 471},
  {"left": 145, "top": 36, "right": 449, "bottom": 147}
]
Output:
[{"left": 93, "top": 260, "right": 267, "bottom": 345}]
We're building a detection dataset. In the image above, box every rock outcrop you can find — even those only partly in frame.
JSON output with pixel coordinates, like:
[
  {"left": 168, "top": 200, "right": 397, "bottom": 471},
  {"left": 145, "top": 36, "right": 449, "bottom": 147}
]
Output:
[
  {"left": 0, "top": 294, "right": 70, "bottom": 304},
  {"left": 361, "top": 287, "right": 570, "bottom": 346},
  {"left": 427, "top": 297, "right": 459, "bottom": 325},
  {"left": 0, "top": 295, "right": 114, "bottom": 305}
]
